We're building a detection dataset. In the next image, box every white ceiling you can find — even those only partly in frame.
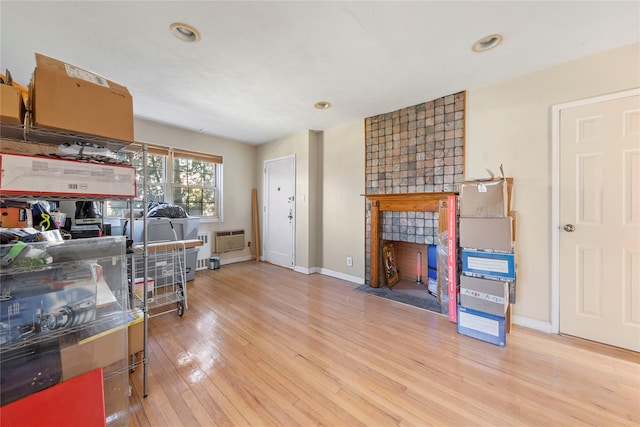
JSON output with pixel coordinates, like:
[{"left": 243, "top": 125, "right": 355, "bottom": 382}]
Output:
[{"left": 1, "top": 1, "right": 638, "bottom": 145}]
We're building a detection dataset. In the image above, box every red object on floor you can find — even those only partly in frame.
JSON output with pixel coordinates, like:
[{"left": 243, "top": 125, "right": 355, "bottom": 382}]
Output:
[
  {"left": 0, "top": 368, "right": 106, "bottom": 427},
  {"left": 447, "top": 195, "right": 458, "bottom": 323}
]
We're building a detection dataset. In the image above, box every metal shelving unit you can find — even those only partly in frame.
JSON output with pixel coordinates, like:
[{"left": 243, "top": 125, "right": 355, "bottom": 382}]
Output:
[
  {"left": 0, "top": 120, "right": 139, "bottom": 425},
  {"left": 0, "top": 122, "right": 165, "bottom": 399},
  {"left": 1, "top": 114, "right": 133, "bottom": 153}
]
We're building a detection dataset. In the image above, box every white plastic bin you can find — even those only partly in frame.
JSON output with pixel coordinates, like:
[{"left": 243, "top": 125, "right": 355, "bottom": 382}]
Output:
[{"left": 131, "top": 217, "right": 200, "bottom": 243}]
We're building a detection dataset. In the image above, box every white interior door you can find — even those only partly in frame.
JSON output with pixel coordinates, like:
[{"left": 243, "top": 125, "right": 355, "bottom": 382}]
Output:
[
  {"left": 559, "top": 92, "right": 640, "bottom": 351},
  {"left": 263, "top": 156, "right": 295, "bottom": 268}
]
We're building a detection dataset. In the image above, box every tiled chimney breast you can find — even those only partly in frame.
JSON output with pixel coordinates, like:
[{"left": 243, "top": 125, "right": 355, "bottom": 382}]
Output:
[{"left": 364, "top": 91, "right": 465, "bottom": 284}]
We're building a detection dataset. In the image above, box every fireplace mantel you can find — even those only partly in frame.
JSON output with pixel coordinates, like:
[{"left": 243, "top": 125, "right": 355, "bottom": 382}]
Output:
[
  {"left": 364, "top": 192, "right": 456, "bottom": 213},
  {"left": 364, "top": 192, "right": 456, "bottom": 288}
]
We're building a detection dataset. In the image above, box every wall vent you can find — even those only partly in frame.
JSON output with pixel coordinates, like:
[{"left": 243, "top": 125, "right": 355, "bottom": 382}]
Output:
[
  {"left": 215, "top": 229, "right": 245, "bottom": 252},
  {"left": 196, "top": 232, "right": 211, "bottom": 270}
]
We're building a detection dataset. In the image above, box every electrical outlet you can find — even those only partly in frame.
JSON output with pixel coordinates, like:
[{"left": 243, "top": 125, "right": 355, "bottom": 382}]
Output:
[
  {"left": 248, "top": 241, "right": 251, "bottom": 247},
  {"left": 346, "top": 256, "right": 353, "bottom": 266}
]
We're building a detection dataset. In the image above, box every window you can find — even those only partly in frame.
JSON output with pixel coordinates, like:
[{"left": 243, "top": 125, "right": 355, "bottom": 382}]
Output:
[
  {"left": 106, "top": 144, "right": 222, "bottom": 220},
  {"left": 172, "top": 157, "right": 216, "bottom": 216}
]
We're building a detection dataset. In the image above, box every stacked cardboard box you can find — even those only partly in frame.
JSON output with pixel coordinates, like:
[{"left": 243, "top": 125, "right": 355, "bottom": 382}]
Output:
[
  {"left": 29, "top": 53, "right": 134, "bottom": 143},
  {"left": 0, "top": 83, "right": 26, "bottom": 124},
  {"left": 456, "top": 178, "right": 515, "bottom": 347}
]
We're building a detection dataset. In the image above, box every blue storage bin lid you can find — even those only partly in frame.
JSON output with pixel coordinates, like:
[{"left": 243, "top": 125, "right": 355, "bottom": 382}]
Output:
[{"left": 427, "top": 244, "right": 437, "bottom": 269}]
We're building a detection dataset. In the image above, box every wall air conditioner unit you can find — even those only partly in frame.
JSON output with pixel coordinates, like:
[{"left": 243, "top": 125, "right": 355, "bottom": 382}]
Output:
[{"left": 215, "top": 230, "right": 245, "bottom": 252}]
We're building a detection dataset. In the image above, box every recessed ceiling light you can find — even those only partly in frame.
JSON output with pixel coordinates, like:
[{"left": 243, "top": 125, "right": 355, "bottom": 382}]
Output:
[
  {"left": 314, "top": 101, "right": 331, "bottom": 110},
  {"left": 170, "top": 23, "right": 201, "bottom": 43},
  {"left": 472, "top": 34, "right": 503, "bottom": 53}
]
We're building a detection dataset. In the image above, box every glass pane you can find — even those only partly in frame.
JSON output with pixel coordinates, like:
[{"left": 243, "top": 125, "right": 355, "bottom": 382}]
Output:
[
  {"left": 172, "top": 187, "right": 188, "bottom": 205},
  {"left": 186, "top": 188, "right": 203, "bottom": 202},
  {"left": 162, "top": 155, "right": 220, "bottom": 218},
  {"left": 105, "top": 202, "right": 127, "bottom": 217},
  {"left": 203, "top": 189, "right": 215, "bottom": 203},
  {"left": 146, "top": 184, "right": 166, "bottom": 203},
  {"left": 202, "top": 202, "right": 216, "bottom": 217},
  {"left": 133, "top": 153, "right": 166, "bottom": 202},
  {"left": 186, "top": 204, "right": 203, "bottom": 216},
  {"left": 146, "top": 155, "right": 165, "bottom": 185},
  {"left": 173, "top": 162, "right": 187, "bottom": 185},
  {"left": 204, "top": 173, "right": 215, "bottom": 186}
]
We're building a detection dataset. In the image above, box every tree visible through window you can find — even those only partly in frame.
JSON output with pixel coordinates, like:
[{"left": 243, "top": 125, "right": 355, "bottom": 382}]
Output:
[
  {"left": 106, "top": 145, "right": 222, "bottom": 220},
  {"left": 172, "top": 156, "right": 217, "bottom": 217}
]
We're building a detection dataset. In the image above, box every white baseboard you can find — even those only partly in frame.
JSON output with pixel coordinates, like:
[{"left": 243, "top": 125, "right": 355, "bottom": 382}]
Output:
[
  {"left": 512, "top": 315, "right": 554, "bottom": 333},
  {"left": 293, "top": 266, "right": 324, "bottom": 274},
  {"left": 319, "top": 268, "right": 365, "bottom": 285},
  {"left": 291, "top": 265, "right": 364, "bottom": 285},
  {"left": 294, "top": 265, "right": 311, "bottom": 275},
  {"left": 220, "top": 255, "right": 253, "bottom": 265}
]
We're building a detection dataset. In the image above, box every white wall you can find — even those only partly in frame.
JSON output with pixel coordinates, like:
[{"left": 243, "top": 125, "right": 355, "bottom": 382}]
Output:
[
  {"left": 466, "top": 42, "right": 640, "bottom": 328},
  {"left": 134, "top": 118, "right": 257, "bottom": 263}
]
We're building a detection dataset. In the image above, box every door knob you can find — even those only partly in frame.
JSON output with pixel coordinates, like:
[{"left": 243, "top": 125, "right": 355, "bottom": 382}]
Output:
[{"left": 563, "top": 224, "right": 576, "bottom": 232}]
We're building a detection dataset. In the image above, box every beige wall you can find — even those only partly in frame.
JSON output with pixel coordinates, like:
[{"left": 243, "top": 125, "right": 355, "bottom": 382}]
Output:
[
  {"left": 321, "top": 121, "right": 365, "bottom": 282},
  {"left": 255, "top": 123, "right": 365, "bottom": 280},
  {"left": 136, "top": 42, "right": 639, "bottom": 331},
  {"left": 466, "top": 43, "right": 640, "bottom": 327},
  {"left": 308, "top": 131, "right": 321, "bottom": 270},
  {"left": 134, "top": 118, "right": 257, "bottom": 263}
]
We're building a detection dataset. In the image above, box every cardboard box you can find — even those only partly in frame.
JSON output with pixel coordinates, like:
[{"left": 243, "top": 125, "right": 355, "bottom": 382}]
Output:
[
  {"left": 457, "top": 305, "right": 506, "bottom": 347},
  {"left": 459, "top": 178, "right": 512, "bottom": 217},
  {"left": 0, "top": 152, "right": 136, "bottom": 198},
  {"left": 128, "top": 308, "right": 144, "bottom": 356},
  {"left": 134, "top": 277, "right": 154, "bottom": 301},
  {"left": 30, "top": 53, "right": 134, "bottom": 142},
  {"left": 0, "top": 84, "right": 25, "bottom": 124},
  {"left": 461, "top": 249, "right": 515, "bottom": 281},
  {"left": 459, "top": 217, "right": 513, "bottom": 252},
  {"left": 509, "top": 280, "right": 517, "bottom": 304},
  {"left": 0, "top": 207, "right": 33, "bottom": 228},
  {"left": 460, "top": 275, "right": 509, "bottom": 316},
  {"left": 61, "top": 327, "right": 125, "bottom": 380}
]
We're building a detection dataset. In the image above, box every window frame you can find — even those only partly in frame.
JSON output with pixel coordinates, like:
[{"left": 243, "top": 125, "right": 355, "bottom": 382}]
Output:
[
  {"left": 107, "top": 143, "right": 223, "bottom": 221},
  {"left": 171, "top": 151, "right": 222, "bottom": 219}
]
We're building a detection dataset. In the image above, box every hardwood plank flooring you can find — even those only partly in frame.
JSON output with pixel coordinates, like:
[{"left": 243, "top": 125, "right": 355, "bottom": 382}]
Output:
[{"left": 128, "top": 261, "right": 640, "bottom": 426}]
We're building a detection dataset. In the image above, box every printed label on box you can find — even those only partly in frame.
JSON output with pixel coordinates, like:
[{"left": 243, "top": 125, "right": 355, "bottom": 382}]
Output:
[
  {"left": 460, "top": 288, "right": 506, "bottom": 304},
  {"left": 457, "top": 306, "right": 506, "bottom": 347},
  {"left": 0, "top": 153, "right": 135, "bottom": 198},
  {"left": 461, "top": 250, "right": 515, "bottom": 281},
  {"left": 64, "top": 64, "right": 109, "bottom": 88},
  {"left": 467, "top": 256, "right": 510, "bottom": 274},
  {"left": 459, "top": 310, "right": 499, "bottom": 336}
]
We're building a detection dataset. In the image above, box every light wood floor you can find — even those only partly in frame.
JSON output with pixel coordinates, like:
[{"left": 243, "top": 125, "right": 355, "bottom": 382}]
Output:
[{"left": 128, "top": 261, "right": 640, "bottom": 426}]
